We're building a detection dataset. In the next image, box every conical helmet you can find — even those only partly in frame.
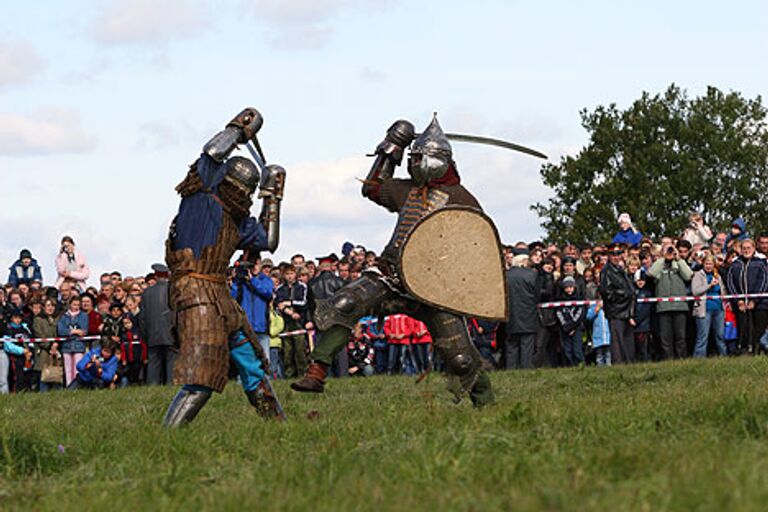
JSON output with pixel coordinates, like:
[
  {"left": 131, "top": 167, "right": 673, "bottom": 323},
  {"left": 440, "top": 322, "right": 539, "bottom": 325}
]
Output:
[{"left": 409, "top": 113, "right": 452, "bottom": 185}]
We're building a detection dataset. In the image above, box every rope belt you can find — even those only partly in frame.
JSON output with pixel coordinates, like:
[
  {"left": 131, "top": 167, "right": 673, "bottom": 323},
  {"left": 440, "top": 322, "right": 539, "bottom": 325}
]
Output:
[{"left": 176, "top": 272, "right": 228, "bottom": 284}]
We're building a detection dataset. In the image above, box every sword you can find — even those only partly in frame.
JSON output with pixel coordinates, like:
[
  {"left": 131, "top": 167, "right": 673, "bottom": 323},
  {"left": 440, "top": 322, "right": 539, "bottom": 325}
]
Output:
[
  {"left": 245, "top": 139, "right": 269, "bottom": 175},
  {"left": 413, "top": 132, "right": 548, "bottom": 160},
  {"left": 261, "top": 375, "right": 287, "bottom": 421}
]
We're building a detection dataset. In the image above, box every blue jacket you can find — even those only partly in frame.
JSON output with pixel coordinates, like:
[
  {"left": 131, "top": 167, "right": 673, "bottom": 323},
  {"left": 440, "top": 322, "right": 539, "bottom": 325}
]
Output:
[
  {"left": 76, "top": 348, "right": 118, "bottom": 384},
  {"left": 586, "top": 304, "right": 610, "bottom": 348},
  {"left": 8, "top": 258, "right": 43, "bottom": 287},
  {"left": 634, "top": 285, "right": 654, "bottom": 333},
  {"left": 57, "top": 311, "right": 90, "bottom": 353},
  {"left": 726, "top": 256, "right": 768, "bottom": 310},
  {"left": 612, "top": 228, "right": 643, "bottom": 247},
  {"left": 725, "top": 217, "right": 750, "bottom": 250},
  {"left": 231, "top": 273, "right": 274, "bottom": 333}
]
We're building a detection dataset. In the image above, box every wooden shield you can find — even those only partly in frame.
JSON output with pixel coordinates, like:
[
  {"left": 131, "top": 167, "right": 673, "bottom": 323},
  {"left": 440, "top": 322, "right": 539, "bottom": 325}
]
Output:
[{"left": 398, "top": 206, "right": 508, "bottom": 321}]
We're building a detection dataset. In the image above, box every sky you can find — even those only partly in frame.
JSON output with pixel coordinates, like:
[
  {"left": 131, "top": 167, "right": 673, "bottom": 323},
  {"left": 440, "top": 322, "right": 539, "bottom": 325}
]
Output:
[{"left": 1, "top": 0, "right": 767, "bottom": 284}]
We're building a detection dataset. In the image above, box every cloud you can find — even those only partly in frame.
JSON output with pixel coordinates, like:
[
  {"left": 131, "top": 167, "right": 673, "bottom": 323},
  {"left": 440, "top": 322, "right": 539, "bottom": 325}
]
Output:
[
  {"left": 0, "top": 41, "right": 44, "bottom": 89},
  {"left": 250, "top": 0, "right": 395, "bottom": 50},
  {"left": 0, "top": 110, "right": 96, "bottom": 156},
  {"left": 91, "top": 0, "right": 209, "bottom": 45}
]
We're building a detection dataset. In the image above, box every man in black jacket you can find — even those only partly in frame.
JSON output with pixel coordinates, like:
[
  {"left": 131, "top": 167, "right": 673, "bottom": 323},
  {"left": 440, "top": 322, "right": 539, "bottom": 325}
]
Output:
[
  {"left": 275, "top": 265, "right": 310, "bottom": 378},
  {"left": 308, "top": 255, "right": 346, "bottom": 376},
  {"left": 598, "top": 243, "right": 637, "bottom": 363},
  {"left": 141, "top": 263, "right": 176, "bottom": 385},
  {"left": 505, "top": 256, "right": 539, "bottom": 369}
]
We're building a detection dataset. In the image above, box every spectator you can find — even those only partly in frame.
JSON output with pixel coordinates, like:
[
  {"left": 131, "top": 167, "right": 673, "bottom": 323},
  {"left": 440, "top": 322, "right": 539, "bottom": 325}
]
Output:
[
  {"left": 586, "top": 299, "right": 611, "bottom": 366},
  {"left": 68, "top": 343, "right": 119, "bottom": 390},
  {"left": 80, "top": 293, "right": 102, "bottom": 338},
  {"left": 55, "top": 236, "right": 90, "bottom": 291},
  {"left": 274, "top": 265, "right": 309, "bottom": 379},
  {"left": 141, "top": 264, "right": 176, "bottom": 385},
  {"left": 268, "top": 298, "right": 285, "bottom": 379},
  {"left": 633, "top": 270, "right": 654, "bottom": 362},
  {"left": 576, "top": 244, "right": 593, "bottom": 275},
  {"left": 725, "top": 239, "right": 768, "bottom": 354},
  {"left": 56, "top": 296, "right": 89, "bottom": 386},
  {"left": 347, "top": 322, "right": 375, "bottom": 377},
  {"left": 361, "top": 315, "right": 388, "bottom": 374},
  {"left": 725, "top": 218, "right": 750, "bottom": 251},
  {"left": 231, "top": 259, "right": 274, "bottom": 364},
  {"left": 692, "top": 255, "right": 726, "bottom": 357},
  {"left": 682, "top": 212, "right": 713, "bottom": 246},
  {"left": 469, "top": 318, "right": 497, "bottom": 369},
  {"left": 599, "top": 243, "right": 637, "bottom": 364},
  {"left": 383, "top": 314, "right": 412, "bottom": 375},
  {"left": 1, "top": 313, "right": 31, "bottom": 394},
  {"left": 33, "top": 298, "right": 63, "bottom": 391},
  {"left": 505, "top": 254, "right": 539, "bottom": 369},
  {"left": 120, "top": 314, "right": 147, "bottom": 385},
  {"left": 8, "top": 249, "right": 43, "bottom": 288},
  {"left": 612, "top": 213, "right": 643, "bottom": 247},
  {"left": 410, "top": 319, "right": 432, "bottom": 374},
  {"left": 5, "top": 308, "right": 33, "bottom": 392},
  {"left": 757, "top": 232, "right": 768, "bottom": 259},
  {"left": 648, "top": 243, "right": 693, "bottom": 359},
  {"left": 555, "top": 276, "right": 585, "bottom": 366},
  {"left": 534, "top": 256, "right": 560, "bottom": 367}
]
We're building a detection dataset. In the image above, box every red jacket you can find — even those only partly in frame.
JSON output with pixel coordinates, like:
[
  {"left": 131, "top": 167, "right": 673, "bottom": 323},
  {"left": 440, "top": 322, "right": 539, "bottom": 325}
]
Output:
[
  {"left": 383, "top": 314, "right": 413, "bottom": 345},
  {"left": 120, "top": 330, "right": 147, "bottom": 363},
  {"left": 411, "top": 319, "right": 432, "bottom": 344}
]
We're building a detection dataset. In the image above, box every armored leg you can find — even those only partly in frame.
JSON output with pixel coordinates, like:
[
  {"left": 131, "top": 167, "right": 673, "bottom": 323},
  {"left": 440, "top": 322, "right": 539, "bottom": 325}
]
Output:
[
  {"left": 163, "top": 386, "right": 212, "bottom": 427},
  {"left": 418, "top": 309, "right": 494, "bottom": 407},
  {"left": 292, "top": 274, "right": 397, "bottom": 393},
  {"left": 230, "top": 335, "right": 285, "bottom": 419}
]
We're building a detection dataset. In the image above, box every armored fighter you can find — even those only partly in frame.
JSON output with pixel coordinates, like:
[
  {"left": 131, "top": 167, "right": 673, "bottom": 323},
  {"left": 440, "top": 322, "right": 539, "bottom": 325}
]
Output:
[
  {"left": 291, "top": 115, "right": 508, "bottom": 407},
  {"left": 163, "top": 107, "right": 287, "bottom": 426}
]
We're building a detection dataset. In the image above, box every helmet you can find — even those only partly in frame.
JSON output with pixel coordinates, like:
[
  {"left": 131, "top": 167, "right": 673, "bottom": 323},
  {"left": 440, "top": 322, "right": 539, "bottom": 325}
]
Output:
[
  {"left": 225, "top": 156, "right": 260, "bottom": 194},
  {"left": 408, "top": 113, "right": 452, "bottom": 186}
]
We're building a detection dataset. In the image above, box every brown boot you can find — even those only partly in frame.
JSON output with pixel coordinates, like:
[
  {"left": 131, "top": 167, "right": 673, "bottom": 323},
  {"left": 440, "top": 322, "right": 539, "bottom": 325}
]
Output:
[
  {"left": 290, "top": 363, "right": 328, "bottom": 393},
  {"left": 246, "top": 381, "right": 286, "bottom": 421}
]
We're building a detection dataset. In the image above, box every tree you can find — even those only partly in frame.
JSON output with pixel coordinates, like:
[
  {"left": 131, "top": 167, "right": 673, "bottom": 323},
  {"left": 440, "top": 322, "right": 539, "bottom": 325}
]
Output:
[{"left": 533, "top": 84, "right": 768, "bottom": 245}]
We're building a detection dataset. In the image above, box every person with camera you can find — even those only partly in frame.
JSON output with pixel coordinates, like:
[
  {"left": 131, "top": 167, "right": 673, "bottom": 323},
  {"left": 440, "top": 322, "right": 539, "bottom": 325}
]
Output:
[
  {"left": 54, "top": 236, "right": 90, "bottom": 292},
  {"left": 648, "top": 242, "right": 694, "bottom": 359},
  {"left": 67, "top": 342, "right": 119, "bottom": 390},
  {"left": 230, "top": 258, "right": 274, "bottom": 365},
  {"left": 682, "top": 212, "right": 713, "bottom": 247}
]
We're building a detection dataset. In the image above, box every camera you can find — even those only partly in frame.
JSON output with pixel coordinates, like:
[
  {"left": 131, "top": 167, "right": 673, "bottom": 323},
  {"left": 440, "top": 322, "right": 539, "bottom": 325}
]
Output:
[
  {"left": 234, "top": 261, "right": 254, "bottom": 279},
  {"left": 666, "top": 246, "right": 675, "bottom": 254}
]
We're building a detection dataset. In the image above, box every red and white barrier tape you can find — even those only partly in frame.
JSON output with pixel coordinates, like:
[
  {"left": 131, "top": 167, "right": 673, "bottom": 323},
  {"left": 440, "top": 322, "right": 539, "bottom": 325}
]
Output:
[{"left": 537, "top": 292, "right": 768, "bottom": 309}]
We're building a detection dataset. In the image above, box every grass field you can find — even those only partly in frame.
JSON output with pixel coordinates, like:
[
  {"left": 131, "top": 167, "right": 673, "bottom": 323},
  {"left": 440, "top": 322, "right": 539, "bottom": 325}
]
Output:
[{"left": 3, "top": 358, "right": 768, "bottom": 511}]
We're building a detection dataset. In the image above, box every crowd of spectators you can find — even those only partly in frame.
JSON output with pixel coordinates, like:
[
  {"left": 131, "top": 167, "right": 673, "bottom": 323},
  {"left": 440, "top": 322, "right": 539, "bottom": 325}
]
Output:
[{"left": 2, "top": 211, "right": 768, "bottom": 394}]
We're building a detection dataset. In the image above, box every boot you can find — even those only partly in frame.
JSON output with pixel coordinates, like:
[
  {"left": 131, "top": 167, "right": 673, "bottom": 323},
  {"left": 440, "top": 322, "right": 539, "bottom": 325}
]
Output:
[
  {"left": 163, "top": 388, "right": 212, "bottom": 427},
  {"left": 469, "top": 372, "right": 495, "bottom": 408},
  {"left": 290, "top": 362, "right": 328, "bottom": 393},
  {"left": 246, "top": 381, "right": 285, "bottom": 420}
]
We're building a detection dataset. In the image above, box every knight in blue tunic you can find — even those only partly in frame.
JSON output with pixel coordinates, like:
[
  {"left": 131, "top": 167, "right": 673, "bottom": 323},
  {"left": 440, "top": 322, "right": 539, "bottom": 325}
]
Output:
[{"left": 162, "top": 108, "right": 287, "bottom": 426}]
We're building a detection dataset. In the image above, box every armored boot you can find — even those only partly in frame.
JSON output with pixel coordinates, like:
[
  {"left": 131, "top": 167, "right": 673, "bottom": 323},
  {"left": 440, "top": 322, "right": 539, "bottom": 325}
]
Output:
[
  {"left": 245, "top": 381, "right": 284, "bottom": 420},
  {"left": 163, "top": 388, "right": 212, "bottom": 427},
  {"left": 290, "top": 362, "right": 328, "bottom": 393},
  {"left": 469, "top": 371, "right": 495, "bottom": 408}
]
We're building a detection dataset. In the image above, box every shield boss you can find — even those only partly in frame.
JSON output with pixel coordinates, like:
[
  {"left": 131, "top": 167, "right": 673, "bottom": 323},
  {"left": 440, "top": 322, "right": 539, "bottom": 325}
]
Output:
[{"left": 399, "top": 206, "right": 508, "bottom": 321}]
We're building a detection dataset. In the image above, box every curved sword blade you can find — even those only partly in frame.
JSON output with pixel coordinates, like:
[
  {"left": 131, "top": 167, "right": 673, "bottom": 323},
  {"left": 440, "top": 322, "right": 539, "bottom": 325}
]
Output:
[{"left": 445, "top": 133, "right": 548, "bottom": 159}]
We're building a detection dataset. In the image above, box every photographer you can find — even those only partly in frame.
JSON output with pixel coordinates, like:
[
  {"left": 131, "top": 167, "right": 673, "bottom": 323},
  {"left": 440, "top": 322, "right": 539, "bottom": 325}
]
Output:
[
  {"left": 682, "top": 212, "right": 713, "bottom": 247},
  {"left": 230, "top": 258, "right": 274, "bottom": 363},
  {"left": 67, "top": 342, "right": 119, "bottom": 390},
  {"left": 648, "top": 243, "right": 693, "bottom": 359}
]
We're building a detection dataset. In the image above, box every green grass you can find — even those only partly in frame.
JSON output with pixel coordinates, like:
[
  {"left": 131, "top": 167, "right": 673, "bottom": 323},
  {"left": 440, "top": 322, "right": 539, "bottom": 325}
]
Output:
[{"left": 3, "top": 358, "right": 768, "bottom": 511}]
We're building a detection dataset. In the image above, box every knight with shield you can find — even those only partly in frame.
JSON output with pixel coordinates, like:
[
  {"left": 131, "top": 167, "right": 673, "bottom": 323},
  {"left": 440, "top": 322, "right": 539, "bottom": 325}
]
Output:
[{"left": 290, "top": 114, "right": 522, "bottom": 406}]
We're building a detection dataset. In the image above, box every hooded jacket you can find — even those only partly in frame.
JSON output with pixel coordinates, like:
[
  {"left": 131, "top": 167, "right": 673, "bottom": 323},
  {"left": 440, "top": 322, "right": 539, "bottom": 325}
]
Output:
[
  {"left": 8, "top": 258, "right": 42, "bottom": 287},
  {"left": 725, "top": 217, "right": 750, "bottom": 250}
]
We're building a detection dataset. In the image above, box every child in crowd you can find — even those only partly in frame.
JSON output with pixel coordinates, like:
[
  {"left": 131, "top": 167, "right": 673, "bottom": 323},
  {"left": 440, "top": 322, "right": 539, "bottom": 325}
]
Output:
[
  {"left": 268, "top": 301, "right": 285, "bottom": 379},
  {"left": 101, "top": 302, "right": 125, "bottom": 348},
  {"left": 555, "top": 276, "right": 586, "bottom": 366},
  {"left": 120, "top": 314, "right": 147, "bottom": 385},
  {"left": 633, "top": 270, "right": 654, "bottom": 362},
  {"left": 587, "top": 297, "right": 611, "bottom": 366},
  {"left": 347, "top": 322, "right": 375, "bottom": 377},
  {"left": 6, "top": 308, "right": 34, "bottom": 392}
]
